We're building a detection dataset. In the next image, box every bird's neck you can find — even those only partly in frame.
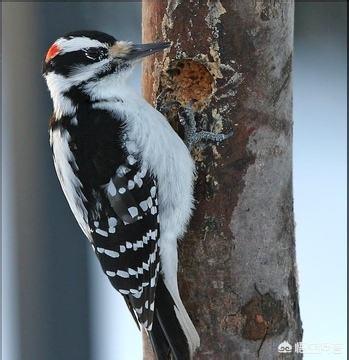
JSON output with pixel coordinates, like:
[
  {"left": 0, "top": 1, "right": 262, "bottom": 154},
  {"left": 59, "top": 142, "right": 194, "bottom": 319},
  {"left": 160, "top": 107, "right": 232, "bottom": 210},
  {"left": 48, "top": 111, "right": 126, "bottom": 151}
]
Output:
[
  {"left": 46, "top": 68, "right": 139, "bottom": 120},
  {"left": 51, "top": 78, "right": 137, "bottom": 121}
]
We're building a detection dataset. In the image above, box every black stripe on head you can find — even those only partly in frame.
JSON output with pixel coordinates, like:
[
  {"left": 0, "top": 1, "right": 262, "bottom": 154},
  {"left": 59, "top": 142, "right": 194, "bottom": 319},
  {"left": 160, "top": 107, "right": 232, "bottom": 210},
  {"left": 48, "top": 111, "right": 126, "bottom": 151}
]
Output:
[
  {"left": 48, "top": 50, "right": 96, "bottom": 76},
  {"left": 45, "top": 47, "right": 109, "bottom": 77},
  {"left": 63, "top": 30, "right": 116, "bottom": 46}
]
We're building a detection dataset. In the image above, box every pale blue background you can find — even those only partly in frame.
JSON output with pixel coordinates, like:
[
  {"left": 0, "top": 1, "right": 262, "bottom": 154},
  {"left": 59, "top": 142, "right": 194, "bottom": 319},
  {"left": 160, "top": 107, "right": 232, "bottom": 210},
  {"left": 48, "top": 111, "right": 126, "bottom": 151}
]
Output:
[
  {"left": 2, "top": 2, "right": 347, "bottom": 360},
  {"left": 294, "top": 3, "right": 347, "bottom": 359}
]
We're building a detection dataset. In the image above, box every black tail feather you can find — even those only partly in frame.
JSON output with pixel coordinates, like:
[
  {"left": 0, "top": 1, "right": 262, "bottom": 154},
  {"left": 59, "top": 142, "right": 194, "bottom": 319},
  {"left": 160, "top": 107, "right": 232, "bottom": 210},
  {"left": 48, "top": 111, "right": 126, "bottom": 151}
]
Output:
[
  {"left": 148, "top": 314, "right": 171, "bottom": 360},
  {"left": 149, "top": 276, "right": 191, "bottom": 360}
]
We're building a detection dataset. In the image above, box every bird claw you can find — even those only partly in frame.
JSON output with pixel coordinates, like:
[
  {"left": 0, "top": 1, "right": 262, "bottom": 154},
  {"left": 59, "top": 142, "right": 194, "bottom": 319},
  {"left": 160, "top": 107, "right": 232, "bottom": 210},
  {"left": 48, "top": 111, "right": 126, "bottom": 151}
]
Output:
[
  {"left": 158, "top": 99, "right": 233, "bottom": 150},
  {"left": 178, "top": 104, "right": 233, "bottom": 150}
]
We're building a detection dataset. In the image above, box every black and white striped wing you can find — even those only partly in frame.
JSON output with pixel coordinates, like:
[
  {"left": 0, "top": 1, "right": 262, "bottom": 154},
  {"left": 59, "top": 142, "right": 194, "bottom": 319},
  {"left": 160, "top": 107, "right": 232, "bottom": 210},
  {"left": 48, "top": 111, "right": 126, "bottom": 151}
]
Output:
[
  {"left": 89, "top": 157, "right": 160, "bottom": 330},
  {"left": 54, "top": 105, "right": 161, "bottom": 330}
]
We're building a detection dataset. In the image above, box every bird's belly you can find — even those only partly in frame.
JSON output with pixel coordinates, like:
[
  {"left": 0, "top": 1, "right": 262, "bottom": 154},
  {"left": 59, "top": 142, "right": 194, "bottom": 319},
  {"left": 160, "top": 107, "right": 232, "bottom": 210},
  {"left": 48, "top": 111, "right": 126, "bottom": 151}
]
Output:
[{"left": 122, "top": 100, "right": 195, "bottom": 240}]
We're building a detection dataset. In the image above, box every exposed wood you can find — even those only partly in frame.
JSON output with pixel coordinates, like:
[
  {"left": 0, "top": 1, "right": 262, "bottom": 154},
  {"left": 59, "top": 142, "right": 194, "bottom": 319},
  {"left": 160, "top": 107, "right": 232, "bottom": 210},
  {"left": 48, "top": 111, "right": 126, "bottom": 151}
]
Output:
[{"left": 142, "top": 0, "right": 302, "bottom": 358}]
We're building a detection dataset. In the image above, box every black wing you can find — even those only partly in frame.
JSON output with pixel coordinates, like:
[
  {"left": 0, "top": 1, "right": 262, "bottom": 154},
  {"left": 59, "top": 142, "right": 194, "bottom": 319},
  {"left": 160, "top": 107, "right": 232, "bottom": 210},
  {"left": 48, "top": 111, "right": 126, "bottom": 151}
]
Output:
[
  {"left": 91, "top": 160, "right": 160, "bottom": 330},
  {"left": 65, "top": 104, "right": 160, "bottom": 329}
]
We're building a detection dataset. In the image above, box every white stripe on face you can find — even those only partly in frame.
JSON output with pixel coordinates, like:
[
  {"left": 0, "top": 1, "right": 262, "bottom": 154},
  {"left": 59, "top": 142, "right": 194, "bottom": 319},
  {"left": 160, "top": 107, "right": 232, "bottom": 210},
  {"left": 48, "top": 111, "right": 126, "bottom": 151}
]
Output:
[
  {"left": 45, "top": 58, "right": 110, "bottom": 91},
  {"left": 55, "top": 37, "right": 108, "bottom": 54}
]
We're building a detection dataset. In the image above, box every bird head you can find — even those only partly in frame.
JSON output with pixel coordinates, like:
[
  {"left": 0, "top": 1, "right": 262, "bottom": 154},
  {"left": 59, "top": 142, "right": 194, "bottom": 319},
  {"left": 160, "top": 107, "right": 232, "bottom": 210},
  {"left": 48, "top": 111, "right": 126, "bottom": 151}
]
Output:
[{"left": 42, "top": 30, "right": 170, "bottom": 112}]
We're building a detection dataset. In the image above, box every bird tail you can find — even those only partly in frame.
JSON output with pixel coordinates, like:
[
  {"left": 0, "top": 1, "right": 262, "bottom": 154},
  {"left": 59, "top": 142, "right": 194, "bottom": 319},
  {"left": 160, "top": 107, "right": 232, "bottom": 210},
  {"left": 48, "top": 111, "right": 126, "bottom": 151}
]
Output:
[{"left": 148, "top": 275, "right": 200, "bottom": 360}]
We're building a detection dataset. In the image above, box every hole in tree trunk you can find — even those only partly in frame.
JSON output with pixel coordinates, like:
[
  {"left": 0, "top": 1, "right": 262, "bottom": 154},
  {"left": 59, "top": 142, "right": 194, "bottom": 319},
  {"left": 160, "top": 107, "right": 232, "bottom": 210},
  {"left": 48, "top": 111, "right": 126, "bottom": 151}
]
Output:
[{"left": 162, "top": 59, "right": 214, "bottom": 111}]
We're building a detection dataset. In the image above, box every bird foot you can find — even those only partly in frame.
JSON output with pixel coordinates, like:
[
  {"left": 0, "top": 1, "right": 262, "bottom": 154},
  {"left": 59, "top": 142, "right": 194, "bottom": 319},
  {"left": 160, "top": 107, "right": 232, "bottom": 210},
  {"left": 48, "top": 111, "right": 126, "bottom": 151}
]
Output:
[{"left": 178, "top": 105, "right": 233, "bottom": 150}]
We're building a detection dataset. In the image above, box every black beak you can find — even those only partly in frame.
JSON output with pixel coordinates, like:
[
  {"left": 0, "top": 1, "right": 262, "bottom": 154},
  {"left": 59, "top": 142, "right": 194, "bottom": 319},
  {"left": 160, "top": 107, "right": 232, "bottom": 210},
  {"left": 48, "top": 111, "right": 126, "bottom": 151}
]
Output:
[{"left": 127, "top": 42, "right": 171, "bottom": 60}]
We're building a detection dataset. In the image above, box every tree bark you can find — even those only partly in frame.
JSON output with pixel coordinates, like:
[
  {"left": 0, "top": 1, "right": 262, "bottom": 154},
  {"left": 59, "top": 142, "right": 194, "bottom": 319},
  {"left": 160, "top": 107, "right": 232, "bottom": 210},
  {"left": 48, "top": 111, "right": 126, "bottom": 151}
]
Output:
[{"left": 142, "top": 1, "right": 302, "bottom": 359}]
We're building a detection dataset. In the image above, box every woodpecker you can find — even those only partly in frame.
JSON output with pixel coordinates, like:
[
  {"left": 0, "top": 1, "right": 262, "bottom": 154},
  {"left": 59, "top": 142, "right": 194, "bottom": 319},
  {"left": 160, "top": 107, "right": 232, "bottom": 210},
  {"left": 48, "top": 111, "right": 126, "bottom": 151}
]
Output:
[
  {"left": 43, "top": 30, "right": 232, "bottom": 360},
  {"left": 42, "top": 30, "right": 200, "bottom": 360}
]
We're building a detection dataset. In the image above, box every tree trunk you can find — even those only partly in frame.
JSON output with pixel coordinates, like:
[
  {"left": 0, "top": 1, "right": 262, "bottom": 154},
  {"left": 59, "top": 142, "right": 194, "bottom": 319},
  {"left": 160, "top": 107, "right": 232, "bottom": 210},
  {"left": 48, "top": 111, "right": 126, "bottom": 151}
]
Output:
[{"left": 142, "top": 1, "right": 302, "bottom": 359}]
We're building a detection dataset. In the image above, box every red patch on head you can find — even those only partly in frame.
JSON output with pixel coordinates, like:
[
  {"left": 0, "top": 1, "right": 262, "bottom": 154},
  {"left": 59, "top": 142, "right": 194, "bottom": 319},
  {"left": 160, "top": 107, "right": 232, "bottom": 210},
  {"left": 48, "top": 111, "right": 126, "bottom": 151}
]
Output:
[{"left": 45, "top": 43, "right": 61, "bottom": 62}]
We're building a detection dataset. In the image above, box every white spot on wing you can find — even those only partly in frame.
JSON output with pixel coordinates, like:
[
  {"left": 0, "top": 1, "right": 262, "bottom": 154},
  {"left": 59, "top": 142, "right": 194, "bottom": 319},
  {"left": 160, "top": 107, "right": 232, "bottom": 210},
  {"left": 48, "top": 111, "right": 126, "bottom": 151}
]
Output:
[
  {"left": 116, "top": 165, "right": 130, "bottom": 177},
  {"left": 108, "top": 217, "right": 117, "bottom": 227},
  {"left": 119, "top": 289, "right": 130, "bottom": 295},
  {"left": 139, "top": 200, "right": 148, "bottom": 211},
  {"left": 130, "top": 290, "right": 142, "bottom": 298},
  {"left": 150, "top": 229, "right": 158, "bottom": 240},
  {"left": 107, "top": 180, "right": 117, "bottom": 196},
  {"left": 128, "top": 207, "right": 138, "bottom": 218},
  {"left": 104, "top": 249, "right": 119, "bottom": 258},
  {"left": 150, "top": 186, "right": 156, "bottom": 198},
  {"left": 117, "top": 270, "right": 129, "bottom": 278},
  {"left": 128, "top": 268, "right": 138, "bottom": 276},
  {"left": 96, "top": 229, "right": 108, "bottom": 237},
  {"left": 136, "top": 240, "right": 143, "bottom": 248},
  {"left": 128, "top": 180, "right": 135, "bottom": 190},
  {"left": 134, "top": 174, "right": 143, "bottom": 188}
]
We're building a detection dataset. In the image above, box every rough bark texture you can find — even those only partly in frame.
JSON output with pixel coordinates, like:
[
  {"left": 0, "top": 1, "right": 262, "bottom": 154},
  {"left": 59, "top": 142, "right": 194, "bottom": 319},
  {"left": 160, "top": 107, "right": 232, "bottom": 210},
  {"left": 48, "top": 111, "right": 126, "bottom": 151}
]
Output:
[{"left": 142, "top": 1, "right": 302, "bottom": 359}]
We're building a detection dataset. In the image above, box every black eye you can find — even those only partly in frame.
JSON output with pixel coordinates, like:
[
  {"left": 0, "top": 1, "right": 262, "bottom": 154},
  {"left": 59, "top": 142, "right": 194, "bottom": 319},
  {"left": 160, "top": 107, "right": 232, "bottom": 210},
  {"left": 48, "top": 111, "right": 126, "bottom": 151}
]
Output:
[{"left": 84, "top": 47, "right": 105, "bottom": 60}]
